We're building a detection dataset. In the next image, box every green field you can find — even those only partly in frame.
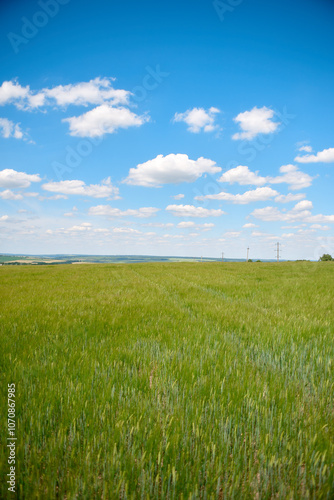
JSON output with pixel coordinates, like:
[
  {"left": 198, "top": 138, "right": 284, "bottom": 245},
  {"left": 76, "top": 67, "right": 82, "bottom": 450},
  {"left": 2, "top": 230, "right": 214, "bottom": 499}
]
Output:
[{"left": 1, "top": 262, "right": 333, "bottom": 499}]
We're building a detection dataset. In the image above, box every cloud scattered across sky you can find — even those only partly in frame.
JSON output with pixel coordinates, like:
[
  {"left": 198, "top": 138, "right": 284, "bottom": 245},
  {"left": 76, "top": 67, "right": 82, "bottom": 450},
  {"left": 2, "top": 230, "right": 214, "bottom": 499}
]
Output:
[
  {"left": 63, "top": 105, "right": 148, "bottom": 137},
  {"left": 165, "top": 204, "right": 225, "bottom": 217},
  {"left": 89, "top": 205, "right": 159, "bottom": 218},
  {"left": 232, "top": 106, "right": 280, "bottom": 140},
  {"left": 0, "top": 118, "right": 25, "bottom": 140},
  {"left": 173, "top": 107, "right": 220, "bottom": 133},
  {"left": 195, "top": 187, "right": 279, "bottom": 204},
  {"left": 294, "top": 147, "right": 334, "bottom": 163},
  {"left": 42, "top": 178, "right": 120, "bottom": 199},
  {"left": 218, "top": 164, "right": 313, "bottom": 190},
  {"left": 124, "top": 154, "right": 221, "bottom": 187},
  {"left": 0, "top": 78, "right": 131, "bottom": 110},
  {"left": 0, "top": 169, "right": 41, "bottom": 188},
  {"left": 251, "top": 200, "right": 334, "bottom": 223}
]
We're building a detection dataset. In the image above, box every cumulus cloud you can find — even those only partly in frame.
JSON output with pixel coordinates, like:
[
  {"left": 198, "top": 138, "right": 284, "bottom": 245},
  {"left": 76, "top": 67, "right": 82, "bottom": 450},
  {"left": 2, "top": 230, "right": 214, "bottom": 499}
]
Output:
[
  {"left": 0, "top": 189, "right": 23, "bottom": 200},
  {"left": 63, "top": 104, "right": 148, "bottom": 137},
  {"left": 0, "top": 80, "right": 32, "bottom": 108},
  {"left": 0, "top": 169, "right": 41, "bottom": 188},
  {"left": 218, "top": 165, "right": 266, "bottom": 186},
  {"left": 195, "top": 187, "right": 279, "bottom": 204},
  {"left": 218, "top": 165, "right": 313, "bottom": 190},
  {"left": 310, "top": 224, "right": 330, "bottom": 231},
  {"left": 112, "top": 227, "right": 138, "bottom": 234},
  {"left": 172, "top": 193, "right": 185, "bottom": 200},
  {"left": 124, "top": 154, "right": 221, "bottom": 187},
  {"left": 44, "top": 78, "right": 130, "bottom": 107},
  {"left": 0, "top": 77, "right": 131, "bottom": 110},
  {"left": 294, "top": 147, "right": 334, "bottom": 163},
  {"left": 232, "top": 106, "right": 280, "bottom": 140},
  {"left": 298, "top": 145, "right": 312, "bottom": 153},
  {"left": 177, "top": 221, "right": 195, "bottom": 228},
  {"left": 0, "top": 215, "right": 9, "bottom": 221},
  {"left": 243, "top": 223, "right": 258, "bottom": 228},
  {"left": 0, "top": 118, "right": 26, "bottom": 140},
  {"left": 89, "top": 205, "right": 159, "bottom": 218},
  {"left": 42, "top": 177, "right": 120, "bottom": 199},
  {"left": 224, "top": 231, "right": 241, "bottom": 237},
  {"left": 251, "top": 201, "right": 334, "bottom": 223},
  {"left": 173, "top": 107, "right": 220, "bottom": 133},
  {"left": 269, "top": 164, "right": 314, "bottom": 190},
  {"left": 141, "top": 222, "right": 174, "bottom": 228},
  {"left": 274, "top": 193, "right": 306, "bottom": 203},
  {"left": 165, "top": 204, "right": 225, "bottom": 217}
]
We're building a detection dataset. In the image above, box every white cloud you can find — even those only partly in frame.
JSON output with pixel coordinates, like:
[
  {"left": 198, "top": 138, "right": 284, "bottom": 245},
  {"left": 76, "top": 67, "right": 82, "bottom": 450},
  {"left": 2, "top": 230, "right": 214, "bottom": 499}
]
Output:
[
  {"left": 0, "top": 189, "right": 23, "bottom": 200},
  {"left": 251, "top": 231, "right": 268, "bottom": 237},
  {"left": 224, "top": 231, "right": 241, "bottom": 237},
  {"left": 232, "top": 106, "right": 280, "bottom": 140},
  {"left": 218, "top": 164, "right": 313, "bottom": 191},
  {"left": 0, "top": 118, "right": 25, "bottom": 140},
  {"left": 113, "top": 227, "right": 140, "bottom": 234},
  {"left": 0, "top": 80, "right": 31, "bottom": 108},
  {"left": 67, "top": 223, "right": 92, "bottom": 232},
  {"left": 165, "top": 204, "right": 225, "bottom": 217},
  {"left": 63, "top": 104, "right": 148, "bottom": 137},
  {"left": 310, "top": 224, "right": 330, "bottom": 231},
  {"left": 268, "top": 165, "right": 314, "bottom": 190},
  {"left": 195, "top": 187, "right": 279, "bottom": 204},
  {"left": 243, "top": 223, "right": 258, "bottom": 228},
  {"left": 218, "top": 165, "right": 266, "bottom": 186},
  {"left": 274, "top": 193, "right": 306, "bottom": 203},
  {"left": 298, "top": 145, "right": 312, "bottom": 153},
  {"left": 0, "top": 169, "right": 41, "bottom": 188},
  {"left": 124, "top": 154, "right": 221, "bottom": 187},
  {"left": 172, "top": 193, "right": 185, "bottom": 200},
  {"left": 89, "top": 205, "right": 159, "bottom": 218},
  {"left": 0, "top": 78, "right": 130, "bottom": 110},
  {"left": 141, "top": 222, "right": 174, "bottom": 228},
  {"left": 251, "top": 201, "right": 334, "bottom": 223},
  {"left": 173, "top": 107, "right": 220, "bottom": 133},
  {"left": 177, "top": 221, "right": 215, "bottom": 230},
  {"left": 42, "top": 177, "right": 120, "bottom": 199},
  {"left": 0, "top": 215, "right": 9, "bottom": 221},
  {"left": 293, "top": 200, "right": 313, "bottom": 211},
  {"left": 177, "top": 221, "right": 195, "bottom": 228},
  {"left": 44, "top": 78, "right": 130, "bottom": 107},
  {"left": 294, "top": 147, "right": 334, "bottom": 164}
]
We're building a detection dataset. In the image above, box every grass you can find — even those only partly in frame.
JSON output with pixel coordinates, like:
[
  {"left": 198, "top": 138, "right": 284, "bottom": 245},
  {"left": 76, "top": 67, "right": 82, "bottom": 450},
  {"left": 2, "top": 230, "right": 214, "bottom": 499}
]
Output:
[{"left": 0, "top": 262, "right": 333, "bottom": 499}]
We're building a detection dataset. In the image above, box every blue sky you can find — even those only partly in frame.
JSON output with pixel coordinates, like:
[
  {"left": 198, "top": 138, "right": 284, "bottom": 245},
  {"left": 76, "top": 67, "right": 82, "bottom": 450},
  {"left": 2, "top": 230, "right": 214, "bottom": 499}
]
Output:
[{"left": 0, "top": 0, "right": 334, "bottom": 259}]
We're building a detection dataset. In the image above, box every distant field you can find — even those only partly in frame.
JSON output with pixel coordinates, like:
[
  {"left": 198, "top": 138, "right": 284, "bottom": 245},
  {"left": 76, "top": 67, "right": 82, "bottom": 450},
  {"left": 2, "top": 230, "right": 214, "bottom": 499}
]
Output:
[{"left": 0, "top": 262, "right": 333, "bottom": 498}]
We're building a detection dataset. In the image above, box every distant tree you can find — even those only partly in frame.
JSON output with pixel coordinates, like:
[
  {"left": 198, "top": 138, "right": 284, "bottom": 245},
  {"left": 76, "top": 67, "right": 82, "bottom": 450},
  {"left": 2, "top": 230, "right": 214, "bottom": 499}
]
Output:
[
  {"left": 256, "top": 260, "right": 261, "bottom": 262},
  {"left": 319, "top": 254, "right": 333, "bottom": 261},
  {"left": 248, "top": 259, "right": 253, "bottom": 262}
]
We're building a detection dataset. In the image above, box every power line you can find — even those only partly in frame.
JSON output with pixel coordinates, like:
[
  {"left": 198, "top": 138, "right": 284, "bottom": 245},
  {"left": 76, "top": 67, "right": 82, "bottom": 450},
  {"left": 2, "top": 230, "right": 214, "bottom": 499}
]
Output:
[{"left": 275, "top": 242, "right": 281, "bottom": 262}]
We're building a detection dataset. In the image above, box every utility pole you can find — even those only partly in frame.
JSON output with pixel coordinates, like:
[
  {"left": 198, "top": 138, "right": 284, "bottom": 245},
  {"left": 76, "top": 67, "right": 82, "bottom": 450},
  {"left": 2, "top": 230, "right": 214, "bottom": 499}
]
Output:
[
  {"left": 275, "top": 242, "right": 281, "bottom": 262},
  {"left": 222, "top": 252, "right": 224, "bottom": 263},
  {"left": 247, "top": 247, "right": 249, "bottom": 262}
]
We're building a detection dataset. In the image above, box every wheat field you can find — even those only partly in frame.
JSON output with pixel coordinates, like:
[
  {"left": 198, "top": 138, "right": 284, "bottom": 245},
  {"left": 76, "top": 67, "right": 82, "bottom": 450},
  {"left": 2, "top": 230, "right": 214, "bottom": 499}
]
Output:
[{"left": 1, "top": 262, "right": 333, "bottom": 499}]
